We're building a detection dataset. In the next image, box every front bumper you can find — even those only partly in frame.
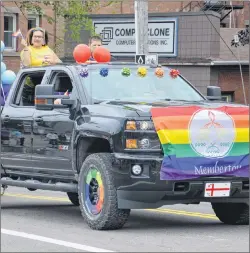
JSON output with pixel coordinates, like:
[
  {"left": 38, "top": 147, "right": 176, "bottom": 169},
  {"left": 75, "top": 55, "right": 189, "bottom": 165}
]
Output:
[{"left": 112, "top": 153, "right": 249, "bottom": 209}]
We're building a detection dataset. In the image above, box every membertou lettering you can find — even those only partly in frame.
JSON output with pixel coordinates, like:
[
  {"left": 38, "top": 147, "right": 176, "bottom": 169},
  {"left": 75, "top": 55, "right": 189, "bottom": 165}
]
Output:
[
  {"left": 195, "top": 161, "right": 242, "bottom": 175},
  {"left": 114, "top": 28, "right": 170, "bottom": 37}
]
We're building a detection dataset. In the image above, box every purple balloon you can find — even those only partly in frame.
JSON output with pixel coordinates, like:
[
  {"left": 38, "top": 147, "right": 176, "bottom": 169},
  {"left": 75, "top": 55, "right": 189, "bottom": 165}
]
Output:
[
  {"left": 0, "top": 84, "right": 10, "bottom": 106},
  {"left": 2, "top": 84, "right": 10, "bottom": 94},
  {"left": 0, "top": 94, "right": 4, "bottom": 106}
]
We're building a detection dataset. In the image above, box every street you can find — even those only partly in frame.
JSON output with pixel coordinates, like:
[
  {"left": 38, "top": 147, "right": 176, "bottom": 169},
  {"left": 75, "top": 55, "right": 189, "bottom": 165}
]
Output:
[{"left": 1, "top": 187, "right": 248, "bottom": 252}]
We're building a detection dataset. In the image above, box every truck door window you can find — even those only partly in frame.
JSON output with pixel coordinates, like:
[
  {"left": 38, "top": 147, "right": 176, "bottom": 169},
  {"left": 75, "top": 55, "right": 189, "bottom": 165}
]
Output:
[
  {"left": 13, "top": 72, "right": 45, "bottom": 107},
  {"left": 52, "top": 73, "right": 73, "bottom": 94}
]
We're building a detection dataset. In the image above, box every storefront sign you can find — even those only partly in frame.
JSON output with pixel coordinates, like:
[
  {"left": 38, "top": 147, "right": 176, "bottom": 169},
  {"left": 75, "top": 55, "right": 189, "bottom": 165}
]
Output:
[{"left": 93, "top": 19, "right": 178, "bottom": 57}]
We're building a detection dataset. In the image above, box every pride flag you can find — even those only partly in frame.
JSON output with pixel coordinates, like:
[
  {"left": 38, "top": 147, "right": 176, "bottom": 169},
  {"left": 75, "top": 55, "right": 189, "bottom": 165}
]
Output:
[
  {"left": 12, "top": 29, "right": 23, "bottom": 38},
  {"left": 151, "top": 105, "right": 249, "bottom": 180}
]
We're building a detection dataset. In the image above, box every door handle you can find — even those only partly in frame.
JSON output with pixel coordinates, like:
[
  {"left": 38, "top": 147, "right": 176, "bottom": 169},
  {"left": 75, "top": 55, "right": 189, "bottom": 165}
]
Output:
[
  {"left": 34, "top": 117, "right": 43, "bottom": 123},
  {"left": 3, "top": 116, "right": 10, "bottom": 123}
]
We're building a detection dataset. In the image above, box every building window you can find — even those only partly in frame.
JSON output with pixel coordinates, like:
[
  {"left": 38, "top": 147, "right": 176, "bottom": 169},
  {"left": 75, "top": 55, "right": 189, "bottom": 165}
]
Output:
[
  {"left": 221, "top": 91, "right": 234, "bottom": 102},
  {"left": 28, "top": 15, "right": 39, "bottom": 30},
  {"left": 4, "top": 13, "right": 17, "bottom": 50}
]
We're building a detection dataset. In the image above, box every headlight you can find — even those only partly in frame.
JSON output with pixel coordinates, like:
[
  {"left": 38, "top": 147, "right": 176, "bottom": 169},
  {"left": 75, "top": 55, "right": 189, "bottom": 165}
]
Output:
[
  {"left": 138, "top": 138, "right": 150, "bottom": 149},
  {"left": 124, "top": 120, "right": 160, "bottom": 151},
  {"left": 126, "top": 137, "right": 160, "bottom": 150},
  {"left": 125, "top": 120, "right": 155, "bottom": 131},
  {"left": 126, "top": 139, "right": 138, "bottom": 149}
]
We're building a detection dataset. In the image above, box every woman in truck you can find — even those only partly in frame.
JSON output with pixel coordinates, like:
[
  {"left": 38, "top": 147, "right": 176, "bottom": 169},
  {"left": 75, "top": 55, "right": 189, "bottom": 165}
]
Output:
[
  {"left": 19, "top": 27, "right": 62, "bottom": 105},
  {"left": 20, "top": 27, "right": 61, "bottom": 67}
]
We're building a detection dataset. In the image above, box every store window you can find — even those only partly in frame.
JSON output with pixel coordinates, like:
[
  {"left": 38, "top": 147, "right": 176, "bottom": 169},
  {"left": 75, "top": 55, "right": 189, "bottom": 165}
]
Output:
[
  {"left": 221, "top": 91, "right": 234, "bottom": 102},
  {"left": 4, "top": 13, "right": 17, "bottom": 50},
  {"left": 28, "top": 15, "right": 39, "bottom": 30}
]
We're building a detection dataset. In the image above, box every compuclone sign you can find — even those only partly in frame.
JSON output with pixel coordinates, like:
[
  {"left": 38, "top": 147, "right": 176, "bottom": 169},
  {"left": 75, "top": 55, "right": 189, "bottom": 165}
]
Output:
[{"left": 93, "top": 19, "right": 178, "bottom": 57}]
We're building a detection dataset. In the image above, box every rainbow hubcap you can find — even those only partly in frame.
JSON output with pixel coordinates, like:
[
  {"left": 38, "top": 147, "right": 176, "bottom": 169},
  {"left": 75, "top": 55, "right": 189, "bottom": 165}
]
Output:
[{"left": 85, "top": 168, "right": 104, "bottom": 215}]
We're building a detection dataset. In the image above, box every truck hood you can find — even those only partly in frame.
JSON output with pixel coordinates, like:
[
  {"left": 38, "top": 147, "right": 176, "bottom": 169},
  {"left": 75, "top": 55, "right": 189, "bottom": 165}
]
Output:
[
  {"left": 84, "top": 100, "right": 249, "bottom": 181},
  {"left": 103, "top": 100, "right": 248, "bottom": 117}
]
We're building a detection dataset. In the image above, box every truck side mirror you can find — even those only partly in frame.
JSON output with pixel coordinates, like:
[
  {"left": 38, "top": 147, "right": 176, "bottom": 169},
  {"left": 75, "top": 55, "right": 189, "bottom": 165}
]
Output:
[
  {"left": 206, "top": 86, "right": 222, "bottom": 101},
  {"left": 35, "top": 85, "right": 74, "bottom": 110}
]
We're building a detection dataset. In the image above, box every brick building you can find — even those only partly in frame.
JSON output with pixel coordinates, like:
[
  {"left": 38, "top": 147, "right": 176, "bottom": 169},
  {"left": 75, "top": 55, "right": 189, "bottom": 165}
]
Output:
[
  {"left": 63, "top": 1, "right": 249, "bottom": 104},
  {"left": 96, "top": 0, "right": 249, "bottom": 28}
]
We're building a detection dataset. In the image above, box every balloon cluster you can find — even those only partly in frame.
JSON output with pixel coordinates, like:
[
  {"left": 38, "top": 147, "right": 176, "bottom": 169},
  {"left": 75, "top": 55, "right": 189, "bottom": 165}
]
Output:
[
  {"left": 1, "top": 41, "right": 17, "bottom": 106},
  {"left": 73, "top": 43, "right": 111, "bottom": 63}
]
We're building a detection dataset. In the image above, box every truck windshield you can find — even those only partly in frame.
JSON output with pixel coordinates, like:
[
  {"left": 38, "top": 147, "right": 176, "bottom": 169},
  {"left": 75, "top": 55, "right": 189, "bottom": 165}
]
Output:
[{"left": 76, "top": 66, "right": 205, "bottom": 102}]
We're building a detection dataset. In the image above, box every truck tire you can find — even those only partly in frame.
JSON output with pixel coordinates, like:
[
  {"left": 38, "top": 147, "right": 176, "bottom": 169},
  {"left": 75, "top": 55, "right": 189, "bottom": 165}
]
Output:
[
  {"left": 211, "top": 202, "right": 249, "bottom": 225},
  {"left": 27, "top": 188, "right": 37, "bottom": 191},
  {"left": 78, "top": 153, "right": 130, "bottom": 230},
  {"left": 67, "top": 192, "right": 80, "bottom": 206}
]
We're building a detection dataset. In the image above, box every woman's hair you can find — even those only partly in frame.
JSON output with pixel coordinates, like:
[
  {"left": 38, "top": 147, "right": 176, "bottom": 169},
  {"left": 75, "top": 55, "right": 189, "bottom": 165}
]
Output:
[{"left": 26, "top": 27, "right": 49, "bottom": 46}]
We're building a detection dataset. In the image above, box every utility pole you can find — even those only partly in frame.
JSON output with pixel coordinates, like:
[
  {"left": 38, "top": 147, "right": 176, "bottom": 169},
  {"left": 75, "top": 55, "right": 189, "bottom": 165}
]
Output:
[
  {"left": 0, "top": 0, "right": 2, "bottom": 188},
  {"left": 54, "top": 1, "right": 57, "bottom": 52},
  {"left": 134, "top": 0, "right": 149, "bottom": 55},
  {"left": 249, "top": 1, "right": 250, "bottom": 105}
]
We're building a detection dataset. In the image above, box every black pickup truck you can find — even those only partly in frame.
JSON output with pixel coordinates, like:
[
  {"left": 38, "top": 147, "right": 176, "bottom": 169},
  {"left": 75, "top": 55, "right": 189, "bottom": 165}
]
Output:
[{"left": 1, "top": 62, "right": 249, "bottom": 230}]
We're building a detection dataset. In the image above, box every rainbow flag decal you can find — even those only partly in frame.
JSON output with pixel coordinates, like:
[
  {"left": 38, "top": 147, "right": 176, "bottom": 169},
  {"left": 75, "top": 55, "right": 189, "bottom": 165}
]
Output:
[
  {"left": 151, "top": 105, "right": 249, "bottom": 180},
  {"left": 12, "top": 29, "right": 24, "bottom": 38}
]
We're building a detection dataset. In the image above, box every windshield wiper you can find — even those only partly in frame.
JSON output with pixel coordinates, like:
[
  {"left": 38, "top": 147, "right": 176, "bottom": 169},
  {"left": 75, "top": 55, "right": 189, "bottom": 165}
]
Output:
[
  {"left": 161, "top": 99, "right": 204, "bottom": 102},
  {"left": 93, "top": 99, "right": 137, "bottom": 105},
  {"left": 93, "top": 98, "right": 204, "bottom": 105}
]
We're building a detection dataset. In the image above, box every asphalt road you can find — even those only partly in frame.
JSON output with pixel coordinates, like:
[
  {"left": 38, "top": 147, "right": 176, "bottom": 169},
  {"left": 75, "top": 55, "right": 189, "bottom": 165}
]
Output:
[{"left": 1, "top": 187, "right": 249, "bottom": 252}]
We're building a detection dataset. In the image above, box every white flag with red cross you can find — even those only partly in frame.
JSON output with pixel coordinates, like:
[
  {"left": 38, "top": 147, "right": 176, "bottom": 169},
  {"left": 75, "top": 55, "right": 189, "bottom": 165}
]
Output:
[{"left": 204, "top": 182, "right": 231, "bottom": 197}]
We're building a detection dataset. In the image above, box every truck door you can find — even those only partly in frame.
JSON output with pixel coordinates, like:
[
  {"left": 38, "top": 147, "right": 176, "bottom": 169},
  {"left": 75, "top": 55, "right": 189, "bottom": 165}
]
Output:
[
  {"left": 1, "top": 70, "right": 46, "bottom": 171},
  {"left": 32, "top": 68, "right": 80, "bottom": 178}
]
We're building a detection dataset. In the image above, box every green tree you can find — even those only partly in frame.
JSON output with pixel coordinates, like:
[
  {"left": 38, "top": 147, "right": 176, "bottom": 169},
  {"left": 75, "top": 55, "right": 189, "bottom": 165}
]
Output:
[
  {"left": 231, "top": 27, "right": 249, "bottom": 47},
  {"left": 18, "top": 0, "right": 118, "bottom": 44}
]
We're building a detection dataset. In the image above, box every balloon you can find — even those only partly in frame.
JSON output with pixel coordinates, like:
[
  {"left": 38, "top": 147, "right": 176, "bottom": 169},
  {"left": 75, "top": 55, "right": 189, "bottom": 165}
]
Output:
[
  {"left": 0, "top": 83, "right": 9, "bottom": 106},
  {"left": 0, "top": 41, "right": 4, "bottom": 52},
  {"left": 73, "top": 44, "right": 91, "bottom": 63},
  {"left": 1, "top": 62, "right": 6, "bottom": 74},
  {"left": 1, "top": 70, "right": 16, "bottom": 85},
  {"left": 2, "top": 83, "right": 11, "bottom": 94},
  {"left": 93, "top": 46, "right": 111, "bottom": 63},
  {"left": 0, "top": 92, "right": 5, "bottom": 106},
  {"left": 0, "top": 96, "right": 3, "bottom": 106}
]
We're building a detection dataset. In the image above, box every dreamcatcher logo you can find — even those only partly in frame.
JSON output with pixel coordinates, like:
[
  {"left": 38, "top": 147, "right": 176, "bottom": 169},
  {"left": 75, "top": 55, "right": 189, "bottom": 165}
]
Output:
[{"left": 188, "top": 109, "right": 236, "bottom": 158}]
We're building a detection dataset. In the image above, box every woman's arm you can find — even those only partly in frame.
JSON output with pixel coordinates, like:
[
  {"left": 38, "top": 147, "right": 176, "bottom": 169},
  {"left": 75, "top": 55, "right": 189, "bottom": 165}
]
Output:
[
  {"left": 21, "top": 49, "right": 31, "bottom": 66},
  {"left": 46, "top": 52, "right": 62, "bottom": 65},
  {"left": 53, "top": 52, "right": 62, "bottom": 64},
  {"left": 54, "top": 90, "right": 69, "bottom": 104},
  {"left": 20, "top": 39, "right": 31, "bottom": 67},
  {"left": 48, "top": 48, "right": 62, "bottom": 64}
]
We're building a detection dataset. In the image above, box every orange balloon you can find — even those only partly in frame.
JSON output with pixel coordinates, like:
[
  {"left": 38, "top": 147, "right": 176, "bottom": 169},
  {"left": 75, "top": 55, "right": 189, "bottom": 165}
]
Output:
[
  {"left": 93, "top": 46, "right": 111, "bottom": 63},
  {"left": 73, "top": 44, "right": 91, "bottom": 63}
]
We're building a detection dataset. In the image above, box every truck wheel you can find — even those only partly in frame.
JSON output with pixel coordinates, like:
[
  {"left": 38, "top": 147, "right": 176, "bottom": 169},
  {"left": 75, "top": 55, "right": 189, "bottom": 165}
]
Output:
[
  {"left": 27, "top": 188, "right": 37, "bottom": 191},
  {"left": 78, "top": 153, "right": 130, "bottom": 230},
  {"left": 67, "top": 192, "right": 80, "bottom": 206},
  {"left": 212, "top": 203, "right": 249, "bottom": 225}
]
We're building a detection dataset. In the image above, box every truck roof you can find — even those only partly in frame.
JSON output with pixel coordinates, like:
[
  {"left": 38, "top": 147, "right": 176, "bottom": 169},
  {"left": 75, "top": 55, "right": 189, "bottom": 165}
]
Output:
[{"left": 20, "top": 61, "right": 165, "bottom": 70}]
